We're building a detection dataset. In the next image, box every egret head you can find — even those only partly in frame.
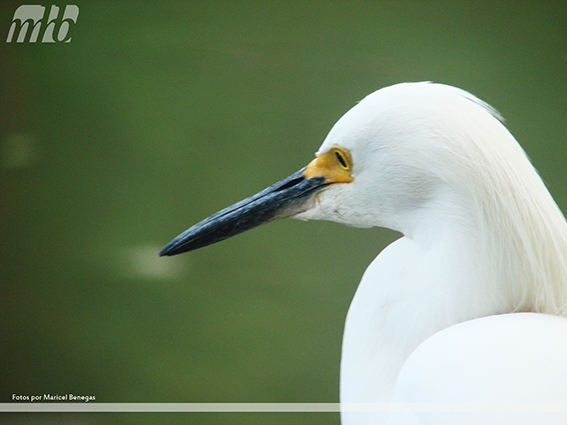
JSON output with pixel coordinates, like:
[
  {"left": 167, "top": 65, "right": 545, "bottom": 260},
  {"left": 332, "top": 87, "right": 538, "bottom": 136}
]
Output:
[
  {"left": 292, "top": 82, "right": 511, "bottom": 236},
  {"left": 158, "top": 82, "right": 512, "bottom": 256},
  {"left": 159, "top": 82, "right": 567, "bottom": 319}
]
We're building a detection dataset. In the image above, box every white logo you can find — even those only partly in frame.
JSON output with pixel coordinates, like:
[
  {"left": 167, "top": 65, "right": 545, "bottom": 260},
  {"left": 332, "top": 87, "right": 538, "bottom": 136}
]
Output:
[{"left": 6, "top": 5, "right": 79, "bottom": 43}]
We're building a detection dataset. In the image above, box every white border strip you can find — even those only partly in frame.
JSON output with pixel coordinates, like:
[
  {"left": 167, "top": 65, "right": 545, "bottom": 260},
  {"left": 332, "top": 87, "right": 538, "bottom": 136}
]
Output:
[{"left": 2, "top": 403, "right": 567, "bottom": 413}]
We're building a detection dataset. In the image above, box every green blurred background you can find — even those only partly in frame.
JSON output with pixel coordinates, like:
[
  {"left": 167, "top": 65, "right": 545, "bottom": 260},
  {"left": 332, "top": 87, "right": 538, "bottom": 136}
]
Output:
[{"left": 0, "top": 1, "right": 565, "bottom": 424}]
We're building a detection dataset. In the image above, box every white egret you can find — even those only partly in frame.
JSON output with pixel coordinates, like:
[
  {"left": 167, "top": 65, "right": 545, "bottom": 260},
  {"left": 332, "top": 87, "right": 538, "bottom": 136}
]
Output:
[{"left": 160, "top": 82, "right": 567, "bottom": 424}]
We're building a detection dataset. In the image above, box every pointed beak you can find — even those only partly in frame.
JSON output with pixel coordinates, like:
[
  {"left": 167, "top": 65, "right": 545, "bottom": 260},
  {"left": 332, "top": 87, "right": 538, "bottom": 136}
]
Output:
[{"left": 159, "top": 168, "right": 328, "bottom": 256}]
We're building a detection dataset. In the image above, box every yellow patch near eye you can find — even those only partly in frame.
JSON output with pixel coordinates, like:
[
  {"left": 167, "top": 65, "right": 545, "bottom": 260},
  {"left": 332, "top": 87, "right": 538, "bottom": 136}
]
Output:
[{"left": 303, "top": 145, "right": 354, "bottom": 184}]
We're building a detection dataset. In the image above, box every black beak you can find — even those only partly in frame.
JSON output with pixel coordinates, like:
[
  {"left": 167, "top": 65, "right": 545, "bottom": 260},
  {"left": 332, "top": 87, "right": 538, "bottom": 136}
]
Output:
[{"left": 159, "top": 168, "right": 327, "bottom": 256}]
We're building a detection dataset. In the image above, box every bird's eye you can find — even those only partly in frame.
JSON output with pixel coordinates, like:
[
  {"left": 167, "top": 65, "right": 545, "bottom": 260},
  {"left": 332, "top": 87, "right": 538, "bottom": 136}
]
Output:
[{"left": 334, "top": 148, "right": 349, "bottom": 170}]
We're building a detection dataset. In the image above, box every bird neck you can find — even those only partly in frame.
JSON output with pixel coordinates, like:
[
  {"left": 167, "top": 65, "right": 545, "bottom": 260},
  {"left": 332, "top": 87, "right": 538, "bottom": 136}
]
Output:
[
  {"left": 340, "top": 203, "right": 502, "bottom": 405},
  {"left": 340, "top": 173, "right": 567, "bottom": 407}
]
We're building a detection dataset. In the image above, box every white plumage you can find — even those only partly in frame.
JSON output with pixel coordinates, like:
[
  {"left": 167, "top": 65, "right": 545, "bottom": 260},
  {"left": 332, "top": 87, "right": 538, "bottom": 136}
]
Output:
[
  {"left": 161, "top": 82, "right": 567, "bottom": 424},
  {"left": 295, "top": 82, "right": 567, "bottom": 424}
]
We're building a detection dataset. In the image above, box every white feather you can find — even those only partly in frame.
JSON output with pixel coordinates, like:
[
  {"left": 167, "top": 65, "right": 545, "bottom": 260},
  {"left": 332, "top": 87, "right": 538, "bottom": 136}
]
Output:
[{"left": 294, "top": 82, "right": 567, "bottom": 424}]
